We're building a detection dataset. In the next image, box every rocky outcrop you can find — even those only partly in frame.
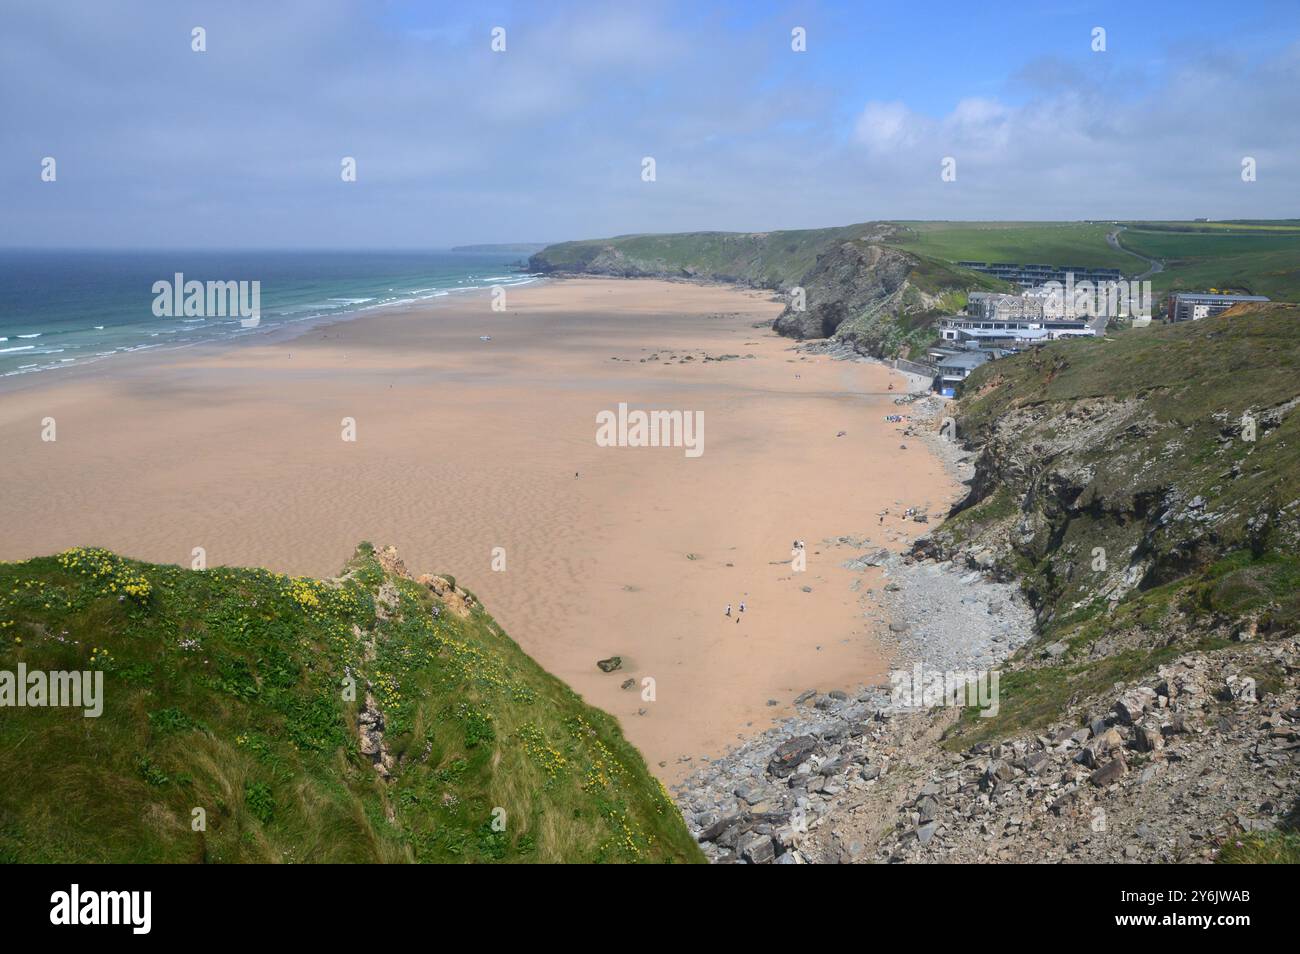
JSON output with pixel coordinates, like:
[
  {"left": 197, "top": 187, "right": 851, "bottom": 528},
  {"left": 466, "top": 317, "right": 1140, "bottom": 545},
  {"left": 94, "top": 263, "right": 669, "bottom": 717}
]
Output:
[
  {"left": 350, "top": 545, "right": 481, "bottom": 779},
  {"left": 676, "top": 313, "right": 1300, "bottom": 863},
  {"left": 925, "top": 358, "right": 1300, "bottom": 637},
  {"left": 357, "top": 691, "right": 394, "bottom": 778},
  {"left": 772, "top": 243, "right": 920, "bottom": 341},
  {"left": 771, "top": 241, "right": 994, "bottom": 359},
  {"left": 529, "top": 225, "right": 999, "bottom": 359},
  {"left": 858, "top": 641, "right": 1300, "bottom": 863},
  {"left": 415, "top": 572, "right": 477, "bottom": 618},
  {"left": 528, "top": 223, "right": 900, "bottom": 288},
  {"left": 677, "top": 613, "right": 1300, "bottom": 864}
]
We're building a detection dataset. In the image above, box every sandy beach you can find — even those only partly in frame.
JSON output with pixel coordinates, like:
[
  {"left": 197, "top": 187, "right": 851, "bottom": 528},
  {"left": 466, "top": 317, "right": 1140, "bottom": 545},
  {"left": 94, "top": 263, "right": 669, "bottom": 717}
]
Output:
[{"left": 0, "top": 278, "right": 961, "bottom": 780}]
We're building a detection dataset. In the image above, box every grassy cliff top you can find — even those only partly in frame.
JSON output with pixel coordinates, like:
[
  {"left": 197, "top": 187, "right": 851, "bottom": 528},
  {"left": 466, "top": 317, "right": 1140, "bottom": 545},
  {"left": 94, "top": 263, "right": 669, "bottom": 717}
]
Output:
[
  {"left": 532, "top": 220, "right": 1300, "bottom": 300},
  {"left": 888, "top": 221, "right": 1137, "bottom": 269},
  {"left": 529, "top": 223, "right": 892, "bottom": 287},
  {"left": 960, "top": 303, "right": 1300, "bottom": 438},
  {"left": 0, "top": 544, "right": 702, "bottom": 863},
  {"left": 956, "top": 304, "right": 1300, "bottom": 566},
  {"left": 935, "top": 305, "right": 1300, "bottom": 748}
]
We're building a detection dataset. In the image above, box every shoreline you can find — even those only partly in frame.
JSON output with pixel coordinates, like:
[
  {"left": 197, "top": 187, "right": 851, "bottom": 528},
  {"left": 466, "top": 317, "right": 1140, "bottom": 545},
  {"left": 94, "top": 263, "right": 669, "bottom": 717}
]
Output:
[
  {"left": 0, "top": 274, "right": 545, "bottom": 397},
  {"left": 0, "top": 275, "right": 963, "bottom": 783},
  {"left": 672, "top": 342, "right": 1038, "bottom": 851}
]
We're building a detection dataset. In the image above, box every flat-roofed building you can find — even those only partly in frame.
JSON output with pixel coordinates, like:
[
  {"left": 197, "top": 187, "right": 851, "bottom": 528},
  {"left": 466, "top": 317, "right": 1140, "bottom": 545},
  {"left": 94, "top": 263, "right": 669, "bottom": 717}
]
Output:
[
  {"left": 936, "top": 350, "right": 993, "bottom": 397},
  {"left": 938, "top": 315, "right": 1094, "bottom": 349},
  {"left": 958, "top": 261, "right": 1123, "bottom": 287},
  {"left": 1167, "top": 292, "right": 1270, "bottom": 322}
]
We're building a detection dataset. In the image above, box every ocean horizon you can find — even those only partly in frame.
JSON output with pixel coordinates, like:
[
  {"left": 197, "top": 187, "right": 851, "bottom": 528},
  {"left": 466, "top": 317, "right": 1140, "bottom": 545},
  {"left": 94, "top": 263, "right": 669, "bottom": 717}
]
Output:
[{"left": 0, "top": 249, "right": 539, "bottom": 378}]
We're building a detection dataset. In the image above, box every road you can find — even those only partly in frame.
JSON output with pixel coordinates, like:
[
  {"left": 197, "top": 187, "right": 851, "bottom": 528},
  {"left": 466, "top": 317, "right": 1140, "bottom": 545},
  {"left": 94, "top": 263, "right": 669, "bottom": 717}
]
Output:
[{"left": 1107, "top": 226, "right": 1164, "bottom": 280}]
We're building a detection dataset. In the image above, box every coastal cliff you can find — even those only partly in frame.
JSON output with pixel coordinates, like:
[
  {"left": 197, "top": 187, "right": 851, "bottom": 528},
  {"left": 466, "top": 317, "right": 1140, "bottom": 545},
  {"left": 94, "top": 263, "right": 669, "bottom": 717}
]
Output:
[
  {"left": 0, "top": 544, "right": 702, "bottom": 863},
  {"left": 676, "top": 306, "right": 1300, "bottom": 864},
  {"left": 771, "top": 241, "right": 1004, "bottom": 358},
  {"left": 528, "top": 222, "right": 898, "bottom": 288},
  {"left": 530, "top": 225, "right": 1006, "bottom": 359},
  {"left": 931, "top": 305, "right": 1299, "bottom": 631}
]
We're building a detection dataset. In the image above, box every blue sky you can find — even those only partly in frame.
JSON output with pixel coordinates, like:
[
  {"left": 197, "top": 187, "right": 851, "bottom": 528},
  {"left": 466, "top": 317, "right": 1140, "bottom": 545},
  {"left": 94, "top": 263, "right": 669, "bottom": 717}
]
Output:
[{"left": 3, "top": 0, "right": 1298, "bottom": 248}]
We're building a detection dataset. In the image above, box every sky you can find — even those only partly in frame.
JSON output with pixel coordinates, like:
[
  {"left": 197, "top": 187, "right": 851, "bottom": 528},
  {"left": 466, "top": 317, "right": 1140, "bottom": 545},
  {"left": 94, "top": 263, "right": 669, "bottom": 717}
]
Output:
[{"left": 2, "top": 0, "right": 1299, "bottom": 249}]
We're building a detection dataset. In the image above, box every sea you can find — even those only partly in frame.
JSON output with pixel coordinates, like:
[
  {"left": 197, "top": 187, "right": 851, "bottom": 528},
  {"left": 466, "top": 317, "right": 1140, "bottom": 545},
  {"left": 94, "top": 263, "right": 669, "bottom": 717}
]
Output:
[{"left": 0, "top": 249, "right": 539, "bottom": 378}]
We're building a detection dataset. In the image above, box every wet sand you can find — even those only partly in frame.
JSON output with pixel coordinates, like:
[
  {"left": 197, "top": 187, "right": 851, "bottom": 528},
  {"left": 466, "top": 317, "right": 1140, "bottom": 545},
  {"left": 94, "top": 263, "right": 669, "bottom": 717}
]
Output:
[{"left": 0, "top": 278, "right": 961, "bottom": 780}]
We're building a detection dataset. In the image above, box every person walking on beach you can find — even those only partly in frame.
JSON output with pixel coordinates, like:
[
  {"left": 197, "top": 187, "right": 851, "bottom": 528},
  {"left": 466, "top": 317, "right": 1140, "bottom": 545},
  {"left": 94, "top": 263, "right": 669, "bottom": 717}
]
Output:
[{"left": 725, "top": 603, "right": 731, "bottom": 618}]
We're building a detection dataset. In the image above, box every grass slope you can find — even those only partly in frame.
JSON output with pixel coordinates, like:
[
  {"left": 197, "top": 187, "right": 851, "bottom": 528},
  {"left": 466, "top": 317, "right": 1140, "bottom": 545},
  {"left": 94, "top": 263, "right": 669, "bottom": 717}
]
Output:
[
  {"left": 530, "top": 223, "right": 889, "bottom": 287},
  {"left": 887, "top": 221, "right": 1135, "bottom": 270},
  {"left": 935, "top": 306, "right": 1300, "bottom": 748},
  {"left": 534, "top": 219, "right": 1300, "bottom": 304},
  {"left": 0, "top": 544, "right": 702, "bottom": 863},
  {"left": 1118, "top": 224, "right": 1300, "bottom": 301}
]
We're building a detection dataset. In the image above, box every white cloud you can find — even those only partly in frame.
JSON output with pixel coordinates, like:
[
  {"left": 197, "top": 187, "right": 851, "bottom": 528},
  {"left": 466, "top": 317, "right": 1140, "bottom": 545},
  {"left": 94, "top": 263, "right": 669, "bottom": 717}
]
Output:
[
  {"left": 843, "top": 47, "right": 1299, "bottom": 220},
  {"left": 854, "top": 101, "right": 921, "bottom": 153},
  {"left": 1, "top": 2, "right": 1296, "bottom": 246}
]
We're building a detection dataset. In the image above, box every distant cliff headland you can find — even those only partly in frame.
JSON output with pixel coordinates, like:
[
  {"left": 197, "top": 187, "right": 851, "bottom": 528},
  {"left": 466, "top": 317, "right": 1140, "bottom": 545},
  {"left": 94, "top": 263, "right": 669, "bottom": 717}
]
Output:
[
  {"left": 673, "top": 303, "right": 1300, "bottom": 864},
  {"left": 530, "top": 221, "right": 1300, "bottom": 862},
  {"left": 529, "top": 222, "right": 1004, "bottom": 359},
  {"left": 530, "top": 219, "right": 1300, "bottom": 361}
]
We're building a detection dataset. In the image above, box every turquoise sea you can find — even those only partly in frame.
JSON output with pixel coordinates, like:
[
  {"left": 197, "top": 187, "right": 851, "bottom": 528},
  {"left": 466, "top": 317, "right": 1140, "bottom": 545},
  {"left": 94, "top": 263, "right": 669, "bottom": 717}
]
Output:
[{"left": 0, "top": 250, "right": 538, "bottom": 378}]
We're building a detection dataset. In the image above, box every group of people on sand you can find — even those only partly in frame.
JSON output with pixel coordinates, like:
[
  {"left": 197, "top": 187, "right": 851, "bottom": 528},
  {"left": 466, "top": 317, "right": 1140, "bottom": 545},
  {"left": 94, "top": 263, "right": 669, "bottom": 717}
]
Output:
[{"left": 724, "top": 600, "right": 747, "bottom": 623}]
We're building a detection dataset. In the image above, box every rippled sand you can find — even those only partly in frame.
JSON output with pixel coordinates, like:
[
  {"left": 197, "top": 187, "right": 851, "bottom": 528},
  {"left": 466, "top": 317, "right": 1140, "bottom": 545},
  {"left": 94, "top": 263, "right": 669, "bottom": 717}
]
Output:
[{"left": 0, "top": 278, "right": 959, "bottom": 780}]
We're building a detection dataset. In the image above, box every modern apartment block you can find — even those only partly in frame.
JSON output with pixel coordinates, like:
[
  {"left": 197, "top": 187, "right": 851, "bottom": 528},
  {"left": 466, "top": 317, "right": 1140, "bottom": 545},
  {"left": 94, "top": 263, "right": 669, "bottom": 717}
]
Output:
[
  {"left": 958, "top": 261, "right": 1124, "bottom": 287},
  {"left": 938, "top": 315, "right": 1096, "bottom": 348},
  {"left": 1167, "top": 292, "right": 1271, "bottom": 322}
]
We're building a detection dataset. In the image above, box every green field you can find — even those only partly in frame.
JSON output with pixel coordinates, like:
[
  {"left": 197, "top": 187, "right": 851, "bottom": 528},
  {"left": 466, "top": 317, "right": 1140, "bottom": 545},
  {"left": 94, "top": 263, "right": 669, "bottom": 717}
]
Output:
[
  {"left": 887, "top": 220, "right": 1300, "bottom": 302},
  {"left": 0, "top": 544, "right": 702, "bottom": 863},
  {"left": 887, "top": 221, "right": 1135, "bottom": 270},
  {"left": 1117, "top": 223, "right": 1300, "bottom": 300},
  {"left": 1122, "top": 220, "right": 1300, "bottom": 234},
  {"left": 533, "top": 219, "right": 1300, "bottom": 303}
]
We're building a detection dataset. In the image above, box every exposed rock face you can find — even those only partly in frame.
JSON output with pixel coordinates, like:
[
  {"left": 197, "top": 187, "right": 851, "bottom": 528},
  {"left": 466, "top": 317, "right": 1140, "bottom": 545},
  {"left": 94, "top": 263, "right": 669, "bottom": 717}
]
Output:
[
  {"left": 527, "top": 223, "right": 900, "bottom": 288},
  {"left": 415, "top": 573, "right": 477, "bottom": 618},
  {"left": 767, "top": 736, "right": 818, "bottom": 778},
  {"left": 358, "top": 691, "right": 394, "bottom": 778},
  {"left": 676, "top": 638, "right": 1300, "bottom": 864},
  {"left": 351, "top": 546, "right": 482, "bottom": 779},
  {"left": 773, "top": 243, "right": 919, "bottom": 341},
  {"left": 529, "top": 227, "right": 995, "bottom": 360},
  {"left": 673, "top": 314, "right": 1300, "bottom": 863},
  {"left": 558, "top": 245, "right": 662, "bottom": 280},
  {"left": 771, "top": 242, "right": 971, "bottom": 358},
  {"left": 374, "top": 544, "right": 408, "bottom": 579},
  {"left": 922, "top": 379, "right": 1300, "bottom": 640}
]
